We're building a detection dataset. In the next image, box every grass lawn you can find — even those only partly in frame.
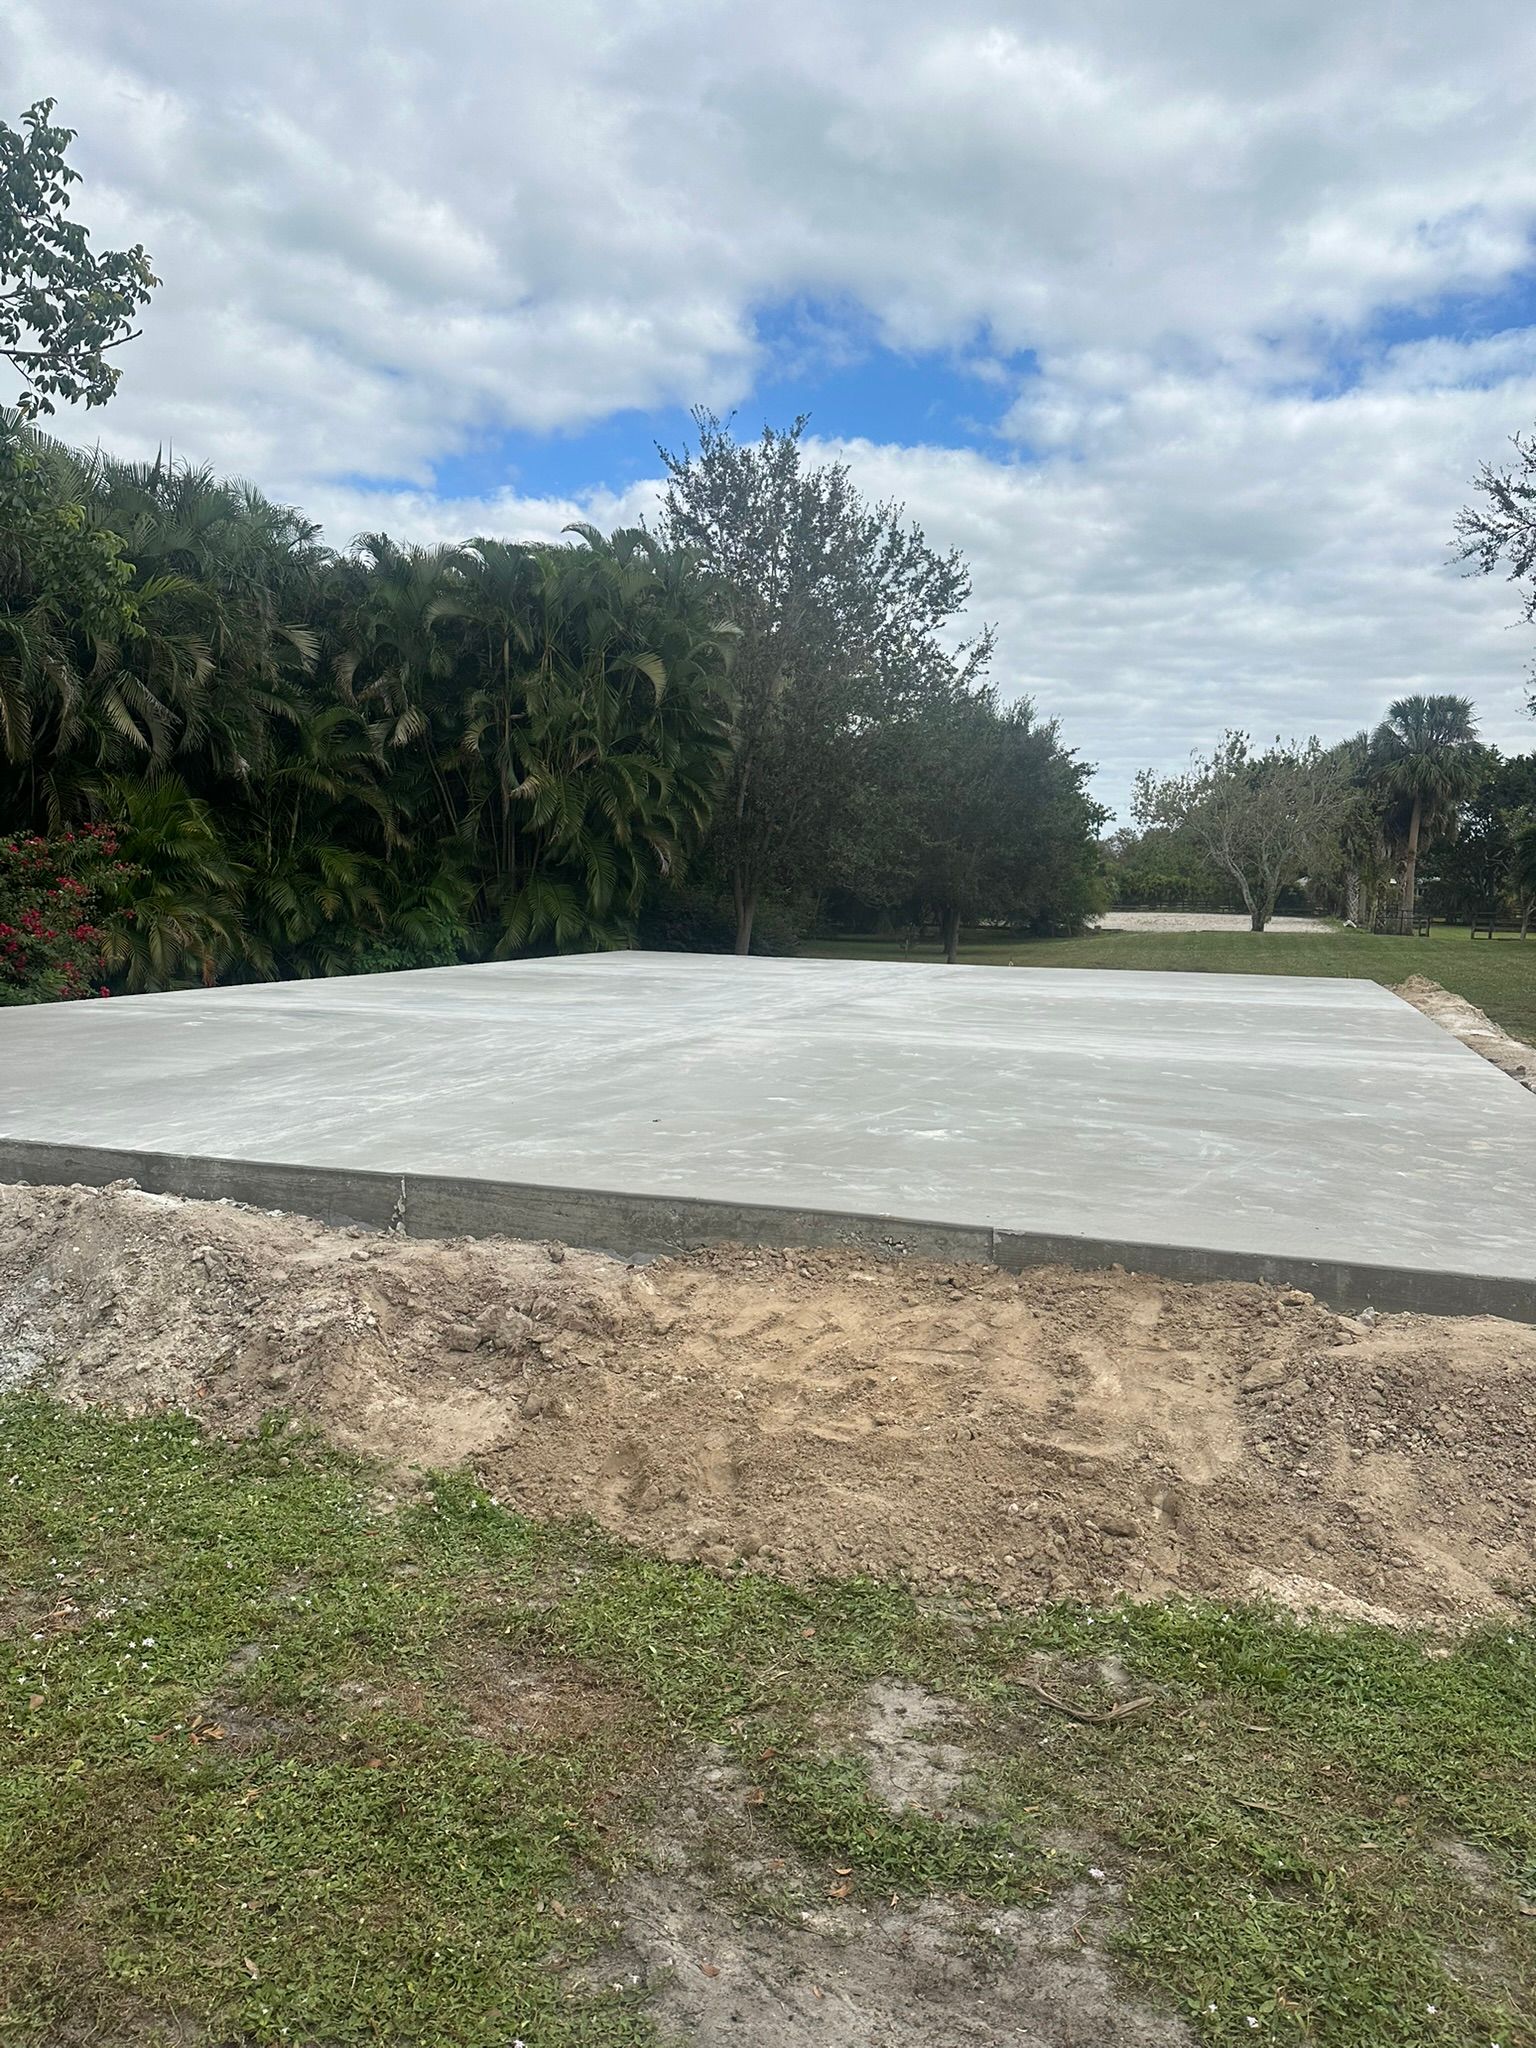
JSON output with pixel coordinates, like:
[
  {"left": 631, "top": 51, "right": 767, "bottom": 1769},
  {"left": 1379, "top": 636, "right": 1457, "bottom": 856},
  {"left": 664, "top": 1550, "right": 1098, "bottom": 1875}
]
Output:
[
  {"left": 2, "top": 1399, "right": 1533, "bottom": 2047},
  {"left": 807, "top": 925, "right": 1536, "bottom": 1044}
]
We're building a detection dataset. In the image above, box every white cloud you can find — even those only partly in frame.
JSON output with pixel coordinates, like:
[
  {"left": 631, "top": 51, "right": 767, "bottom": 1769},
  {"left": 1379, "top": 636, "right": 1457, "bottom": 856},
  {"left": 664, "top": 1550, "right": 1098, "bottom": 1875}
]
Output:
[
  {"left": 317, "top": 340, "right": 1536, "bottom": 819},
  {"left": 814, "top": 349, "right": 1536, "bottom": 813},
  {"left": 5, "top": 0, "right": 1536, "bottom": 807},
  {"left": 305, "top": 478, "right": 663, "bottom": 553}
]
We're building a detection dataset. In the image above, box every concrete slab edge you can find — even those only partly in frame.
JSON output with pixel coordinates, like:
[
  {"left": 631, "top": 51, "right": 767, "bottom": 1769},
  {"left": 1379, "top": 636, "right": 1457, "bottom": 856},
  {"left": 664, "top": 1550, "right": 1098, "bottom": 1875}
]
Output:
[{"left": 2, "top": 1136, "right": 1530, "bottom": 1325}]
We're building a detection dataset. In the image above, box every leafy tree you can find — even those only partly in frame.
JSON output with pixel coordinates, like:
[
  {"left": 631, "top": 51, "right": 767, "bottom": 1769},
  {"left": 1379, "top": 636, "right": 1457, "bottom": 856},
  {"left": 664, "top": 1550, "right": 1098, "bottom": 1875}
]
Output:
[
  {"left": 658, "top": 411, "right": 988, "bottom": 952},
  {"left": 1419, "top": 750, "right": 1536, "bottom": 926},
  {"left": 1457, "top": 430, "right": 1536, "bottom": 711},
  {"left": 1133, "top": 734, "right": 1346, "bottom": 932},
  {"left": 836, "top": 683, "right": 1104, "bottom": 958},
  {"left": 1368, "top": 694, "right": 1483, "bottom": 922},
  {"left": 1098, "top": 823, "right": 1239, "bottom": 912},
  {"left": 0, "top": 100, "right": 157, "bottom": 416}
]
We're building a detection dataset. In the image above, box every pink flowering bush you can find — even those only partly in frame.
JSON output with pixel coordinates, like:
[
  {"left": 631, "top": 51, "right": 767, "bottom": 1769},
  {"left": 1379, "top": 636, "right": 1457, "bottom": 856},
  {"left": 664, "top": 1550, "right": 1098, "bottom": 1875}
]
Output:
[{"left": 0, "top": 826, "right": 135, "bottom": 1003}]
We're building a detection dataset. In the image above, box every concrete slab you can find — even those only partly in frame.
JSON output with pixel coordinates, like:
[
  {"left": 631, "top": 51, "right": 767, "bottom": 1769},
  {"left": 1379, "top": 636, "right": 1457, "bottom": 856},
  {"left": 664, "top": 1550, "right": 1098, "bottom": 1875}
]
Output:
[{"left": 1, "top": 952, "right": 1532, "bottom": 1317}]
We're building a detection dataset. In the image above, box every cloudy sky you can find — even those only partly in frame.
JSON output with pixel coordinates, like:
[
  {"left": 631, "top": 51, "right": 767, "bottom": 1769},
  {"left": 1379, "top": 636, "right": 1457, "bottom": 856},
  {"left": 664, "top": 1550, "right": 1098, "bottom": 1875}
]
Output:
[{"left": 9, "top": 1, "right": 1536, "bottom": 814}]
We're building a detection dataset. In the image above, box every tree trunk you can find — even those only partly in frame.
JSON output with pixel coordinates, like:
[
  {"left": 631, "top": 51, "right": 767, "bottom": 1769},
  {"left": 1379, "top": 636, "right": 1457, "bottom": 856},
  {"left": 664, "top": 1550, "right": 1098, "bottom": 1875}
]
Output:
[
  {"left": 1237, "top": 879, "right": 1265, "bottom": 932},
  {"left": 1344, "top": 870, "right": 1360, "bottom": 925},
  {"left": 1400, "top": 794, "right": 1422, "bottom": 922},
  {"left": 942, "top": 905, "right": 962, "bottom": 964},
  {"left": 733, "top": 876, "right": 757, "bottom": 956}
]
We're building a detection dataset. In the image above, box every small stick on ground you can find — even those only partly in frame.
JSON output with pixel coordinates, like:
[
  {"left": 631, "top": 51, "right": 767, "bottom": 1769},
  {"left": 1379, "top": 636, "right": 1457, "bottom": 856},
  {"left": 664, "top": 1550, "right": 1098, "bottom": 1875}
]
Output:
[{"left": 1016, "top": 1679, "right": 1155, "bottom": 1724}]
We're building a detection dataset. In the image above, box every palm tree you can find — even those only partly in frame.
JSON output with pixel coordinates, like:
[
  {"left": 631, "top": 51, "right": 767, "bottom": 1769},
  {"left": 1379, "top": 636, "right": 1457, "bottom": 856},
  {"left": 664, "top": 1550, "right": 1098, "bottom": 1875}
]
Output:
[
  {"left": 1369, "top": 695, "right": 1483, "bottom": 925},
  {"left": 1319, "top": 731, "right": 1396, "bottom": 927},
  {"left": 0, "top": 415, "right": 106, "bottom": 785},
  {"left": 2, "top": 422, "right": 741, "bottom": 983},
  {"left": 83, "top": 453, "right": 324, "bottom": 788},
  {"left": 432, "top": 526, "right": 734, "bottom": 951},
  {"left": 97, "top": 774, "right": 243, "bottom": 989}
]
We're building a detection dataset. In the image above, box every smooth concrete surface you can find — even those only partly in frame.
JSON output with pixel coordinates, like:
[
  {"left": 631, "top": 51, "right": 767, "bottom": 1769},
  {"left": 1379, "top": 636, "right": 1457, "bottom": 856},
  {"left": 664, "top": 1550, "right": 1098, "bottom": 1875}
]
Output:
[{"left": 1, "top": 952, "right": 1533, "bottom": 1316}]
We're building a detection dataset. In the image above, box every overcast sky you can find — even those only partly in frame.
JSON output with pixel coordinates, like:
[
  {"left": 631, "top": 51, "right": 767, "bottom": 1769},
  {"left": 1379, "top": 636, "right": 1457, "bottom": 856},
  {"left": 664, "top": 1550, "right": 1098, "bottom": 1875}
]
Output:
[{"left": 10, "top": 1, "right": 1536, "bottom": 815}]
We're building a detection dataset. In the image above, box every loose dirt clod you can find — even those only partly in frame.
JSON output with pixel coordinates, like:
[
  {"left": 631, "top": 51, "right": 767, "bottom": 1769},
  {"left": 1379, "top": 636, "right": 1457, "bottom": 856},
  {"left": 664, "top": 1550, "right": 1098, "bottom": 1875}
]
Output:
[{"left": 3, "top": 1180, "right": 1534, "bottom": 1625}]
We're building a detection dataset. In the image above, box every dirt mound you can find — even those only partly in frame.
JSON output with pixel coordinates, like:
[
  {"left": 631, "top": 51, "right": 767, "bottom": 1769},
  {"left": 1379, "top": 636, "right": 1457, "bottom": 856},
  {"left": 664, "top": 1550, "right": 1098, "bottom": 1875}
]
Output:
[
  {"left": 3, "top": 1181, "right": 1534, "bottom": 1625},
  {"left": 1396, "top": 975, "right": 1536, "bottom": 1091}
]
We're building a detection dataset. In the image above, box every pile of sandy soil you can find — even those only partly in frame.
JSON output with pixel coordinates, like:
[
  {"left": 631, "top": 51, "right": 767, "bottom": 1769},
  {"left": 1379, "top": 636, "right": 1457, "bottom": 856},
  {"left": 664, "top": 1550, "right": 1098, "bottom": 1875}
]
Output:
[
  {"left": 1395, "top": 974, "right": 1536, "bottom": 1091},
  {"left": 2, "top": 1181, "right": 1533, "bottom": 1627}
]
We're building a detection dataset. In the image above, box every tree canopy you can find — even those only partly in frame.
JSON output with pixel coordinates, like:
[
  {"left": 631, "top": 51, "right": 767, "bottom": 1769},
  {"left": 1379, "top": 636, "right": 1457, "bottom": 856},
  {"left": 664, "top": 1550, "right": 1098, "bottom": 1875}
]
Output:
[
  {"left": 1417, "top": 749, "right": 1536, "bottom": 932},
  {"left": 839, "top": 682, "right": 1104, "bottom": 957},
  {"left": 0, "top": 411, "right": 1104, "bottom": 996},
  {"left": 0, "top": 100, "right": 158, "bottom": 417},
  {"left": 657, "top": 412, "right": 992, "bottom": 952},
  {"left": 0, "top": 415, "right": 740, "bottom": 988},
  {"left": 1132, "top": 733, "right": 1347, "bottom": 932}
]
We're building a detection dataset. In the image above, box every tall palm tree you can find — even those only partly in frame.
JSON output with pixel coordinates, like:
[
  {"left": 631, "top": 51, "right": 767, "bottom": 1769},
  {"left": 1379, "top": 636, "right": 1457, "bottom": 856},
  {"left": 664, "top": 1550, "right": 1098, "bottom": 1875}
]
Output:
[{"left": 1369, "top": 694, "right": 1483, "bottom": 923}]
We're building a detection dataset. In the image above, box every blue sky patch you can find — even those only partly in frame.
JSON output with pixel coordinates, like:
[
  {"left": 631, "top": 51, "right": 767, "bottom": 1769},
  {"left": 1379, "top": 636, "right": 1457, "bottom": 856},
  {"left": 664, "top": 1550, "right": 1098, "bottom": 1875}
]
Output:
[{"left": 407, "top": 302, "right": 1037, "bottom": 503}]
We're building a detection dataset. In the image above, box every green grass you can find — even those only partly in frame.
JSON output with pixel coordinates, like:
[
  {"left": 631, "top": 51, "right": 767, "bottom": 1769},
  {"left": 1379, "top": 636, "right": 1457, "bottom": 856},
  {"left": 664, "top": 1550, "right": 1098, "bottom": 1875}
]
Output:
[
  {"left": 807, "top": 924, "right": 1536, "bottom": 1044},
  {"left": 2, "top": 1399, "right": 1533, "bottom": 2047}
]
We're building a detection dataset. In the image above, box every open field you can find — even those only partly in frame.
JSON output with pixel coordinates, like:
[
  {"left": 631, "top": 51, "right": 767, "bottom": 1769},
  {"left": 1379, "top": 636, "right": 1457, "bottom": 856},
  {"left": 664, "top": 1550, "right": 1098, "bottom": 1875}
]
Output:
[
  {"left": 2, "top": 1182, "right": 1535, "bottom": 2046},
  {"left": 2, "top": 1401, "right": 1533, "bottom": 2048},
  {"left": 807, "top": 926, "right": 1536, "bottom": 1046}
]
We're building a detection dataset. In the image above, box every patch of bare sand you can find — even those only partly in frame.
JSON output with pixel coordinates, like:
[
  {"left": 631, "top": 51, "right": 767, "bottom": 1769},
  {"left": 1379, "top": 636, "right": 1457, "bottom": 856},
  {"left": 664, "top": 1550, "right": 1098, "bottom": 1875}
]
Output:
[
  {"left": 3, "top": 1181, "right": 1534, "bottom": 1626},
  {"left": 1395, "top": 974, "right": 1536, "bottom": 1092},
  {"left": 845, "top": 1680, "right": 974, "bottom": 1819},
  {"left": 595, "top": 1750, "right": 1192, "bottom": 2048}
]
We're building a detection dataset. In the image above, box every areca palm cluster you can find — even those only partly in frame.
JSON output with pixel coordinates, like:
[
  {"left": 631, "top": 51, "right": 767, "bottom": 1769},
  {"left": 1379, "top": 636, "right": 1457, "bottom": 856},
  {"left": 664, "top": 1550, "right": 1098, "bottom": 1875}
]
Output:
[{"left": 0, "top": 413, "right": 736, "bottom": 987}]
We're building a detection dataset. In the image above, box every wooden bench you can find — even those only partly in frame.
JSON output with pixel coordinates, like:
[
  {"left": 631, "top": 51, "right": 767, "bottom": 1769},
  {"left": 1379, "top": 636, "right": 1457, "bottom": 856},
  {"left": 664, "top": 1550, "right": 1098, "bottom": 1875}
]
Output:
[{"left": 1470, "top": 914, "right": 1530, "bottom": 940}]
